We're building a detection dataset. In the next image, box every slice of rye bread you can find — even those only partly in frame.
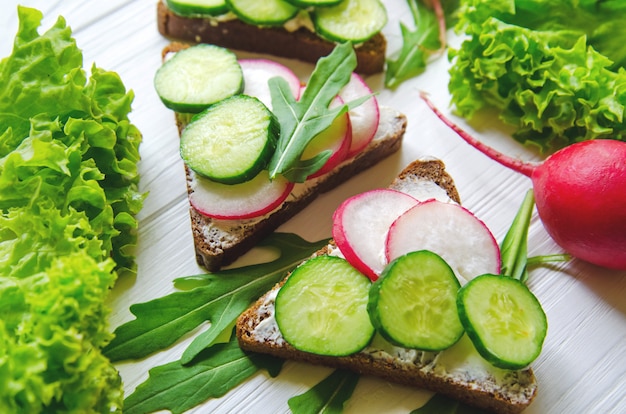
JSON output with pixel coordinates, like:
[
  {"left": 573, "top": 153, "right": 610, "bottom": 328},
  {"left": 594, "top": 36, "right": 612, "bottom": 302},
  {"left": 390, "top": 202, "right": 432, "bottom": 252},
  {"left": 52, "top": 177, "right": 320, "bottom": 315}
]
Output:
[
  {"left": 161, "top": 42, "right": 406, "bottom": 271},
  {"left": 236, "top": 159, "right": 538, "bottom": 414},
  {"left": 185, "top": 107, "right": 405, "bottom": 270},
  {"left": 156, "top": 0, "right": 386, "bottom": 74}
]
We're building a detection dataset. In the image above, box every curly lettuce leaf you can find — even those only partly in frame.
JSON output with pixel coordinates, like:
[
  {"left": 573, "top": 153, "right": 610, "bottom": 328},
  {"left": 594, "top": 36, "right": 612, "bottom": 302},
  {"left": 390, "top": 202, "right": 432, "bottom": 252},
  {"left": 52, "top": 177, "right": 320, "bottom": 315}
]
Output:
[
  {"left": 449, "top": 0, "right": 626, "bottom": 152},
  {"left": 0, "top": 6, "right": 144, "bottom": 412}
]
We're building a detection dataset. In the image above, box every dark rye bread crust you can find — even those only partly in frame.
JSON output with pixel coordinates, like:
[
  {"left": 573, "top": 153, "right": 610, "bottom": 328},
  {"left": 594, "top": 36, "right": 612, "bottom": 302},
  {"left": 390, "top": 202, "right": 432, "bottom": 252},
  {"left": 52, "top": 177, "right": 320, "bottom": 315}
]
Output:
[
  {"left": 236, "top": 159, "right": 537, "bottom": 414},
  {"left": 156, "top": 0, "right": 386, "bottom": 74}
]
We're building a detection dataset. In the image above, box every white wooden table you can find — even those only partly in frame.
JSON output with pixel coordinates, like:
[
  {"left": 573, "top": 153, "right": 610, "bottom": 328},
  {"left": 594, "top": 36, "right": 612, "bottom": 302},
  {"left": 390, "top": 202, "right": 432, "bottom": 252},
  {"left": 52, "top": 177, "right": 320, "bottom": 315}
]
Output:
[{"left": 2, "top": 1, "right": 624, "bottom": 413}]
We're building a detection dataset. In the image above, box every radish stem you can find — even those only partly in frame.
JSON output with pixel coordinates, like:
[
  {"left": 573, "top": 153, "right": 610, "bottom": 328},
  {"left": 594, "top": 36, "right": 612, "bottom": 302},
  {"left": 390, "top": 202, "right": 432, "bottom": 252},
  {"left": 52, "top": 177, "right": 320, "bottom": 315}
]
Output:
[
  {"left": 425, "top": 0, "right": 447, "bottom": 54},
  {"left": 419, "top": 91, "right": 539, "bottom": 178}
]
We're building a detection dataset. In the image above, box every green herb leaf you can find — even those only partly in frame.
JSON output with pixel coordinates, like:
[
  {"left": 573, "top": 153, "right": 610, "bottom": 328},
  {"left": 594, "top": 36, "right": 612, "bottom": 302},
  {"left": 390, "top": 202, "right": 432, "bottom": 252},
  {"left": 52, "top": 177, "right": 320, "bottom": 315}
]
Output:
[
  {"left": 104, "top": 233, "right": 329, "bottom": 364},
  {"left": 123, "top": 333, "right": 283, "bottom": 414},
  {"left": 288, "top": 370, "right": 360, "bottom": 414},
  {"left": 385, "top": 0, "right": 443, "bottom": 89},
  {"left": 268, "top": 42, "right": 357, "bottom": 182},
  {"left": 411, "top": 393, "right": 487, "bottom": 413}
]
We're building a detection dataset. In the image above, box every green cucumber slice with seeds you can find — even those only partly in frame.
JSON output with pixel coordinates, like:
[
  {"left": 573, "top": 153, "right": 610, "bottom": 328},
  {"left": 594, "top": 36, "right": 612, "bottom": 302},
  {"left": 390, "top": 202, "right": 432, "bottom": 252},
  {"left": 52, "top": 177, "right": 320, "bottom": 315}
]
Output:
[
  {"left": 275, "top": 255, "right": 375, "bottom": 356},
  {"left": 154, "top": 44, "right": 243, "bottom": 113},
  {"left": 368, "top": 250, "right": 464, "bottom": 351},
  {"left": 226, "top": 0, "right": 299, "bottom": 26},
  {"left": 457, "top": 274, "right": 548, "bottom": 370},
  {"left": 312, "top": 0, "right": 387, "bottom": 43},
  {"left": 165, "top": 0, "right": 229, "bottom": 16},
  {"left": 180, "top": 95, "right": 279, "bottom": 184}
]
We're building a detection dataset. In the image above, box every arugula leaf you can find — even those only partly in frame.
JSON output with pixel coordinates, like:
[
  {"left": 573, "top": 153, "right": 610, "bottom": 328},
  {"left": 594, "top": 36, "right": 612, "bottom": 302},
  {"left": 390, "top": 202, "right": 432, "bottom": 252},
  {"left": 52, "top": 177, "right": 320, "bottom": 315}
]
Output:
[
  {"left": 385, "top": 0, "right": 461, "bottom": 89},
  {"left": 268, "top": 42, "right": 358, "bottom": 182},
  {"left": 104, "top": 233, "right": 329, "bottom": 364},
  {"left": 288, "top": 370, "right": 360, "bottom": 414},
  {"left": 123, "top": 333, "right": 283, "bottom": 414},
  {"left": 385, "top": 0, "right": 443, "bottom": 89}
]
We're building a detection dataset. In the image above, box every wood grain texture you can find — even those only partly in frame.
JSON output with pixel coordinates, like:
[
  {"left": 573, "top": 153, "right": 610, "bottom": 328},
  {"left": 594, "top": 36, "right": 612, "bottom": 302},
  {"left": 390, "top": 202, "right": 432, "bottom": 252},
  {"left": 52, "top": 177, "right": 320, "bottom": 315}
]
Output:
[{"left": 2, "top": 1, "right": 625, "bottom": 413}]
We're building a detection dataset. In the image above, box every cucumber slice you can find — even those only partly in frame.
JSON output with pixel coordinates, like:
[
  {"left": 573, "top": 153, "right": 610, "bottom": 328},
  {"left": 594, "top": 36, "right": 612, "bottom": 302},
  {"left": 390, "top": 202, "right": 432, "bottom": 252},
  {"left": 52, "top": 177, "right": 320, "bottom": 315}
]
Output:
[
  {"left": 312, "top": 0, "right": 387, "bottom": 43},
  {"left": 275, "top": 255, "right": 375, "bottom": 356},
  {"left": 285, "top": 0, "right": 343, "bottom": 7},
  {"left": 226, "top": 0, "right": 299, "bottom": 26},
  {"left": 180, "top": 95, "right": 279, "bottom": 184},
  {"left": 457, "top": 274, "right": 548, "bottom": 370},
  {"left": 165, "top": 0, "right": 229, "bottom": 16},
  {"left": 368, "top": 250, "right": 464, "bottom": 351},
  {"left": 154, "top": 44, "right": 243, "bottom": 113}
]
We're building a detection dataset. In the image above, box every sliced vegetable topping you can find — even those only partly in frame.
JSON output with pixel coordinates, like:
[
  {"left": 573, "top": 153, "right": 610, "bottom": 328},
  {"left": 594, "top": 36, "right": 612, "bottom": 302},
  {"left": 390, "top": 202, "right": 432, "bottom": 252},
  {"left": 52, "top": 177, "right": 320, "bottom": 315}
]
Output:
[
  {"left": 165, "top": 0, "right": 229, "bottom": 16},
  {"left": 339, "top": 72, "right": 379, "bottom": 157},
  {"left": 369, "top": 250, "right": 464, "bottom": 351},
  {"left": 457, "top": 274, "right": 547, "bottom": 370},
  {"left": 312, "top": 0, "right": 387, "bottom": 43},
  {"left": 226, "top": 0, "right": 299, "bottom": 26},
  {"left": 154, "top": 44, "right": 243, "bottom": 113},
  {"left": 239, "top": 58, "right": 302, "bottom": 110},
  {"left": 332, "top": 189, "right": 419, "bottom": 280},
  {"left": 285, "top": 0, "right": 343, "bottom": 7},
  {"left": 180, "top": 95, "right": 279, "bottom": 184},
  {"left": 188, "top": 169, "right": 294, "bottom": 220},
  {"left": 275, "top": 255, "right": 375, "bottom": 356},
  {"left": 386, "top": 200, "right": 501, "bottom": 285},
  {"left": 301, "top": 94, "right": 352, "bottom": 178}
]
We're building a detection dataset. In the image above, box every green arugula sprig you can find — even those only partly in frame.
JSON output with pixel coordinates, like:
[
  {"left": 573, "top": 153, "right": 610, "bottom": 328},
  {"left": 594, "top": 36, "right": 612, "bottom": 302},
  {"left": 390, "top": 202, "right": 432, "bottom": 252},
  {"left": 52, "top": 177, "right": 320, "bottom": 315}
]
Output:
[
  {"left": 123, "top": 334, "right": 282, "bottom": 414},
  {"left": 106, "top": 233, "right": 328, "bottom": 412},
  {"left": 385, "top": 0, "right": 448, "bottom": 89},
  {"left": 288, "top": 370, "right": 360, "bottom": 414},
  {"left": 104, "top": 233, "right": 328, "bottom": 365},
  {"left": 268, "top": 42, "right": 369, "bottom": 183}
]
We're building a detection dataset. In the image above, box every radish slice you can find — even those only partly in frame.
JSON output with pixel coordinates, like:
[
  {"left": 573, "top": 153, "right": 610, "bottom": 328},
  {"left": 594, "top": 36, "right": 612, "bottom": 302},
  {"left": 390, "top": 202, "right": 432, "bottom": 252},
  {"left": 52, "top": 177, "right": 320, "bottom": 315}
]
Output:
[
  {"left": 386, "top": 200, "right": 501, "bottom": 285},
  {"left": 302, "top": 91, "right": 352, "bottom": 178},
  {"left": 333, "top": 189, "right": 419, "bottom": 280},
  {"left": 339, "top": 72, "right": 379, "bottom": 158},
  {"left": 189, "top": 170, "right": 294, "bottom": 220},
  {"left": 239, "top": 59, "right": 301, "bottom": 109}
]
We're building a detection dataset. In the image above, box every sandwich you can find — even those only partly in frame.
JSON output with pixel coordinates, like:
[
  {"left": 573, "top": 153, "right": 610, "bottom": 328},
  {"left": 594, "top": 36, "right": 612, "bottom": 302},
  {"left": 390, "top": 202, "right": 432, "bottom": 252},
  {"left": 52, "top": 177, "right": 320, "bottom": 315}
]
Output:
[
  {"left": 156, "top": 0, "right": 388, "bottom": 74},
  {"left": 236, "top": 159, "right": 538, "bottom": 414},
  {"left": 157, "top": 41, "right": 406, "bottom": 271}
]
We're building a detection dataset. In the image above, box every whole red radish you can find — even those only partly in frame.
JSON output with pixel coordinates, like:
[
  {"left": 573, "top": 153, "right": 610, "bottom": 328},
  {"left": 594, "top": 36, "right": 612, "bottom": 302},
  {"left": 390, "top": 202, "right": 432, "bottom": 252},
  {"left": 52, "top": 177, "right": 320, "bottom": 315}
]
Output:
[{"left": 421, "top": 93, "right": 626, "bottom": 270}]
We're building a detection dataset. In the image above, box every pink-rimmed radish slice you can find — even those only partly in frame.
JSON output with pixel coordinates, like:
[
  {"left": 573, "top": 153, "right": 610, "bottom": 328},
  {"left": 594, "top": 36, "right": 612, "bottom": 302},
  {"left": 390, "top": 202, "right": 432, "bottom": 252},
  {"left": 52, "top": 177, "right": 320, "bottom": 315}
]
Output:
[
  {"left": 239, "top": 58, "right": 301, "bottom": 109},
  {"left": 302, "top": 91, "right": 352, "bottom": 178},
  {"left": 339, "top": 72, "right": 379, "bottom": 158},
  {"left": 386, "top": 200, "right": 501, "bottom": 285},
  {"left": 333, "top": 189, "right": 419, "bottom": 281},
  {"left": 189, "top": 170, "right": 294, "bottom": 220}
]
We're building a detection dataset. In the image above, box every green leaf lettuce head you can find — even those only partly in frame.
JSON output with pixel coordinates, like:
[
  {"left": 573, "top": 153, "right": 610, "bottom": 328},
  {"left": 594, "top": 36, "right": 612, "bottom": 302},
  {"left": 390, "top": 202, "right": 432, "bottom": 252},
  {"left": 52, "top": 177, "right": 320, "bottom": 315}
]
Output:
[
  {"left": 449, "top": 0, "right": 626, "bottom": 152},
  {"left": 0, "top": 6, "right": 144, "bottom": 413}
]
